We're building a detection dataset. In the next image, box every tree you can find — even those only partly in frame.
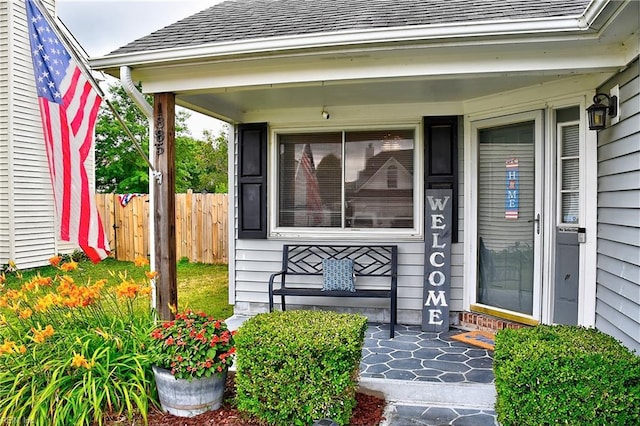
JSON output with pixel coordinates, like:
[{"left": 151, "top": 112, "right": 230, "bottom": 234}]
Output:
[
  {"left": 94, "top": 83, "right": 228, "bottom": 193},
  {"left": 94, "top": 83, "right": 150, "bottom": 193}
]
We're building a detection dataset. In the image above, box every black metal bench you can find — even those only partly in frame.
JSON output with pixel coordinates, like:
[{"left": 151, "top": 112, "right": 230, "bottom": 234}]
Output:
[{"left": 268, "top": 245, "right": 398, "bottom": 338}]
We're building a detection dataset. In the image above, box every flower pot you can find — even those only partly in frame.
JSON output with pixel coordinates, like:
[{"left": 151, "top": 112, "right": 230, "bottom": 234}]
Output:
[{"left": 152, "top": 365, "right": 227, "bottom": 417}]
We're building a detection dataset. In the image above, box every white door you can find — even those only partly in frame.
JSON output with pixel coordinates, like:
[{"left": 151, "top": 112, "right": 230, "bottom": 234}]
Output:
[{"left": 469, "top": 111, "right": 544, "bottom": 320}]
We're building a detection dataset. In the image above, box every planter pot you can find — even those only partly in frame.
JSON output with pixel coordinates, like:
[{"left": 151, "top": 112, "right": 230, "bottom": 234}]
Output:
[{"left": 152, "top": 365, "right": 227, "bottom": 417}]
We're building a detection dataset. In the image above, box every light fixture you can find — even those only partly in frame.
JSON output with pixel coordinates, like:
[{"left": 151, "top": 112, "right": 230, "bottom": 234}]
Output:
[
  {"left": 321, "top": 108, "right": 330, "bottom": 120},
  {"left": 586, "top": 93, "right": 617, "bottom": 131}
]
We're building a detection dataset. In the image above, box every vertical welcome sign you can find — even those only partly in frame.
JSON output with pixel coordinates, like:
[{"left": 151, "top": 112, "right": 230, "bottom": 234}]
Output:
[{"left": 422, "top": 189, "right": 452, "bottom": 332}]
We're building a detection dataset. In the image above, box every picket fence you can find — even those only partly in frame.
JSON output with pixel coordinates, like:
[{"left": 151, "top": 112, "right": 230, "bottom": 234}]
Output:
[{"left": 95, "top": 192, "right": 228, "bottom": 264}]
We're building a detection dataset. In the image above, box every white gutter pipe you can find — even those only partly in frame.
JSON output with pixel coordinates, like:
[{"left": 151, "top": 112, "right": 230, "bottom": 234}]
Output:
[{"left": 120, "top": 65, "right": 157, "bottom": 310}]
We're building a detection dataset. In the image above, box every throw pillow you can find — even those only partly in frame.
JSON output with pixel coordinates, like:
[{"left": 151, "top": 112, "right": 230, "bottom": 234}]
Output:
[{"left": 322, "top": 259, "right": 356, "bottom": 292}]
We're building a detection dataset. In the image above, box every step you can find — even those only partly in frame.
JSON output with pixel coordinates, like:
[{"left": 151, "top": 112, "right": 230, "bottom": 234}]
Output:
[{"left": 359, "top": 377, "right": 496, "bottom": 409}]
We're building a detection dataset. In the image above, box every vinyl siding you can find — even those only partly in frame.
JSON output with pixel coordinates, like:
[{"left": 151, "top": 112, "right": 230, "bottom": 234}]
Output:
[
  {"left": 0, "top": 1, "right": 10, "bottom": 262},
  {"left": 0, "top": 0, "right": 59, "bottom": 269},
  {"left": 595, "top": 57, "right": 640, "bottom": 353},
  {"left": 232, "top": 119, "right": 466, "bottom": 325}
]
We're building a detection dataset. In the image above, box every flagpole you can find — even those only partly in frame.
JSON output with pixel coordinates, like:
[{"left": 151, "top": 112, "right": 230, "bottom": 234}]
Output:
[
  {"left": 106, "top": 100, "right": 158, "bottom": 174},
  {"left": 29, "top": 0, "right": 158, "bottom": 177}
]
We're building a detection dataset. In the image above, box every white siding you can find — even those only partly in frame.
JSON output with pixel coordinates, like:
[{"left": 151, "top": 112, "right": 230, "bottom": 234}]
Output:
[
  {"left": 595, "top": 57, "right": 640, "bottom": 353},
  {"left": 232, "top": 118, "right": 466, "bottom": 325},
  {"left": 0, "top": 1, "right": 10, "bottom": 262},
  {"left": 0, "top": 0, "right": 59, "bottom": 269}
]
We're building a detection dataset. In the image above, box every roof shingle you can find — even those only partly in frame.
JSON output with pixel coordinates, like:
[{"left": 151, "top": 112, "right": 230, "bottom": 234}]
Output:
[{"left": 109, "top": 0, "right": 591, "bottom": 55}]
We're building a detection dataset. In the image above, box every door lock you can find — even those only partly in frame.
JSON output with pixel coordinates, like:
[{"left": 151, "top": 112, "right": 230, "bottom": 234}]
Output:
[
  {"left": 528, "top": 213, "right": 541, "bottom": 235},
  {"left": 578, "top": 227, "right": 586, "bottom": 243}
]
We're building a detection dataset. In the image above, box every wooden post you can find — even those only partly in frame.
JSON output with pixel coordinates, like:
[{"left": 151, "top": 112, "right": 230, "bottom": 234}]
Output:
[{"left": 153, "top": 93, "right": 177, "bottom": 321}]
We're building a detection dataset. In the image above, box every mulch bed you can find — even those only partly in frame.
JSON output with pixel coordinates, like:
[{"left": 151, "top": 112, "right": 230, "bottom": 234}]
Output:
[{"left": 106, "top": 375, "right": 386, "bottom": 426}]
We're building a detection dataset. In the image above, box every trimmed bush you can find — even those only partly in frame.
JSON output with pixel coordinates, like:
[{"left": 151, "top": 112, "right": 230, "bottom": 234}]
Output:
[
  {"left": 494, "top": 325, "right": 640, "bottom": 425},
  {"left": 234, "top": 310, "right": 368, "bottom": 425}
]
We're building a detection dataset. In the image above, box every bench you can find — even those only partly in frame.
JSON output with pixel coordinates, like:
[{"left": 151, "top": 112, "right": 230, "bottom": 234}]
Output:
[{"left": 268, "top": 244, "right": 398, "bottom": 338}]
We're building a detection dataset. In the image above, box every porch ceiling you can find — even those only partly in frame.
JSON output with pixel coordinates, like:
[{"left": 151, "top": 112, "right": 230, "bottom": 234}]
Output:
[
  {"left": 174, "top": 67, "right": 617, "bottom": 123},
  {"left": 177, "top": 73, "right": 560, "bottom": 120}
]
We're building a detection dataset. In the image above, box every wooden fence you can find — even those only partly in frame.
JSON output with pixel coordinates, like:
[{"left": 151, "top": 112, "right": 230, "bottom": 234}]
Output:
[{"left": 95, "top": 192, "right": 228, "bottom": 264}]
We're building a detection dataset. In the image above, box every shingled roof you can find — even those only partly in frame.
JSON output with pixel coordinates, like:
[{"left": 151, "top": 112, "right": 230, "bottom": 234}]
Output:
[{"left": 109, "top": 0, "right": 591, "bottom": 55}]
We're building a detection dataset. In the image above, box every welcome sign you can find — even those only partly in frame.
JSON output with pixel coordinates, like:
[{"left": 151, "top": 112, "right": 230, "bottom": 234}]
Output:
[{"left": 422, "top": 189, "right": 452, "bottom": 332}]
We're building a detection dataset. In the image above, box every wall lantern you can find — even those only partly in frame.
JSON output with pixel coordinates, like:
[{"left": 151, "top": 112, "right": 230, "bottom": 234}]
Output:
[{"left": 586, "top": 93, "right": 618, "bottom": 130}]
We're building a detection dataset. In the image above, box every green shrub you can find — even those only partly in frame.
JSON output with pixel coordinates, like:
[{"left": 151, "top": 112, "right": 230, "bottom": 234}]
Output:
[
  {"left": 234, "top": 310, "right": 368, "bottom": 425},
  {"left": 494, "top": 325, "right": 640, "bottom": 425}
]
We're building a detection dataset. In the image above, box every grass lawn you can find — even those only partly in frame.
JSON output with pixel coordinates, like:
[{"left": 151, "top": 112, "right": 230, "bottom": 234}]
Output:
[{"left": 2, "top": 257, "right": 233, "bottom": 319}]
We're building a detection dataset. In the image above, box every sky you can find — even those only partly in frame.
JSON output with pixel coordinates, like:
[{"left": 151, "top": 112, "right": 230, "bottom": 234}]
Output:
[{"left": 56, "top": 0, "right": 227, "bottom": 138}]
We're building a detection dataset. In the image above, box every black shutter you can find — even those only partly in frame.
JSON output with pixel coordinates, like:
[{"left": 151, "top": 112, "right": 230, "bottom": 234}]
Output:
[
  {"left": 238, "top": 123, "right": 268, "bottom": 239},
  {"left": 424, "top": 116, "right": 459, "bottom": 243}
]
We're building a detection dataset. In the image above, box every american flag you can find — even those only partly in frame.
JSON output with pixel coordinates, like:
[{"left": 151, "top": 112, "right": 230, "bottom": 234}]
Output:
[
  {"left": 297, "top": 144, "right": 323, "bottom": 225},
  {"left": 25, "top": 0, "right": 110, "bottom": 262},
  {"left": 118, "top": 193, "right": 145, "bottom": 207}
]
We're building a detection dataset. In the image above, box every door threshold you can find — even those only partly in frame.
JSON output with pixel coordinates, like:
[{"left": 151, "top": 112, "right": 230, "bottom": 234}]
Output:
[{"left": 470, "top": 304, "right": 540, "bottom": 326}]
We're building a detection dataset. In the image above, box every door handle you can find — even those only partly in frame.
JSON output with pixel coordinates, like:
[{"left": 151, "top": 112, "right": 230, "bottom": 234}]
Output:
[{"left": 528, "top": 213, "right": 541, "bottom": 235}]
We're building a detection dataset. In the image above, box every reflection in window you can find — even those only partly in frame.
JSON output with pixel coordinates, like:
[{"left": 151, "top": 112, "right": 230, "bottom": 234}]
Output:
[
  {"left": 277, "top": 130, "right": 414, "bottom": 229},
  {"left": 387, "top": 165, "right": 398, "bottom": 189}
]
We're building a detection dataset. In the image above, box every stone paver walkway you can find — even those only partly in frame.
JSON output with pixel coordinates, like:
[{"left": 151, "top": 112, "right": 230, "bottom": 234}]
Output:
[
  {"left": 360, "top": 324, "right": 498, "bottom": 426},
  {"left": 361, "top": 324, "right": 495, "bottom": 384}
]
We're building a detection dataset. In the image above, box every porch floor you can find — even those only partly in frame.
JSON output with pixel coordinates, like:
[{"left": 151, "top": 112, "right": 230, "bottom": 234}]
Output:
[
  {"left": 361, "top": 323, "right": 498, "bottom": 426},
  {"left": 361, "top": 323, "right": 494, "bottom": 384}
]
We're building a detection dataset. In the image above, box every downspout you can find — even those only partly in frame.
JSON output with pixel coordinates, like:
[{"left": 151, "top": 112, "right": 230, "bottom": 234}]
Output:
[{"left": 120, "top": 66, "right": 156, "bottom": 310}]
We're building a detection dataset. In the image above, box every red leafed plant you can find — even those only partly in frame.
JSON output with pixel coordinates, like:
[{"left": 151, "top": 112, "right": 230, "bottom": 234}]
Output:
[{"left": 149, "top": 309, "right": 235, "bottom": 380}]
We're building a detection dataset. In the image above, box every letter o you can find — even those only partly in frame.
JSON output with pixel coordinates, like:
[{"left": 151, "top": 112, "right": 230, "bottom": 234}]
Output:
[{"left": 428, "top": 271, "right": 446, "bottom": 286}]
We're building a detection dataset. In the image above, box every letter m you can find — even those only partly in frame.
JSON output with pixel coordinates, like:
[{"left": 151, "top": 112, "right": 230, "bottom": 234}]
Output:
[{"left": 424, "top": 290, "right": 448, "bottom": 307}]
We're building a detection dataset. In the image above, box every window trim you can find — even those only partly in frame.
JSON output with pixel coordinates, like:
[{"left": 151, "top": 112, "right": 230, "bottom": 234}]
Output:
[{"left": 268, "top": 124, "right": 424, "bottom": 240}]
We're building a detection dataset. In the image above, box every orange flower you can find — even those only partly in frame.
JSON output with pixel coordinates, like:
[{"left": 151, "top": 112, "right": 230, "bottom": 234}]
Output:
[
  {"left": 18, "top": 308, "right": 33, "bottom": 320},
  {"left": 48, "top": 255, "right": 62, "bottom": 267},
  {"left": 55, "top": 277, "right": 101, "bottom": 308},
  {"left": 34, "top": 274, "right": 53, "bottom": 287},
  {"left": 34, "top": 294, "right": 58, "bottom": 312},
  {"left": 32, "top": 325, "right": 55, "bottom": 343},
  {"left": 59, "top": 261, "right": 78, "bottom": 272},
  {"left": 22, "top": 274, "right": 51, "bottom": 293},
  {"left": 134, "top": 256, "right": 149, "bottom": 267},
  {"left": 0, "top": 340, "right": 17, "bottom": 355},
  {"left": 145, "top": 271, "right": 158, "bottom": 280},
  {"left": 114, "top": 280, "right": 147, "bottom": 299},
  {"left": 71, "top": 352, "right": 92, "bottom": 369},
  {"left": 4, "top": 289, "right": 23, "bottom": 301}
]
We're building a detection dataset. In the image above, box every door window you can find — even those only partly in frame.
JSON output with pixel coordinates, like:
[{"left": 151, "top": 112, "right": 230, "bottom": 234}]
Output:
[{"left": 477, "top": 121, "right": 535, "bottom": 314}]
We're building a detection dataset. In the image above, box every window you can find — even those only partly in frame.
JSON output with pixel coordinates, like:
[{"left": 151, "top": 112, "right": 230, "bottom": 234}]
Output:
[
  {"left": 558, "top": 123, "right": 580, "bottom": 225},
  {"left": 276, "top": 129, "right": 415, "bottom": 230},
  {"left": 387, "top": 165, "right": 398, "bottom": 189}
]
